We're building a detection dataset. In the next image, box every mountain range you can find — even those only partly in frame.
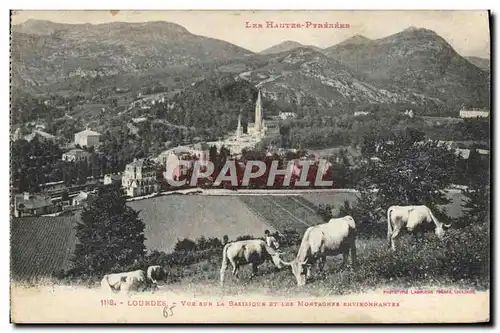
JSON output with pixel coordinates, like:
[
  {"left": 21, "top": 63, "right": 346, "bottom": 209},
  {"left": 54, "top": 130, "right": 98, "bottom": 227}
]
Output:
[
  {"left": 11, "top": 20, "right": 490, "bottom": 118},
  {"left": 260, "top": 40, "right": 324, "bottom": 55},
  {"left": 464, "top": 56, "right": 490, "bottom": 72}
]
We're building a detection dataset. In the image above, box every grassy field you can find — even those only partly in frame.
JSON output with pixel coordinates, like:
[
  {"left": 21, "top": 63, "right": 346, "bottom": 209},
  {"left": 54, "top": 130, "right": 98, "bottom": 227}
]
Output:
[
  {"left": 160, "top": 222, "right": 489, "bottom": 297},
  {"left": 127, "top": 196, "right": 273, "bottom": 253},
  {"left": 238, "top": 196, "right": 324, "bottom": 234},
  {"left": 10, "top": 215, "right": 79, "bottom": 281},
  {"left": 10, "top": 191, "right": 473, "bottom": 283}
]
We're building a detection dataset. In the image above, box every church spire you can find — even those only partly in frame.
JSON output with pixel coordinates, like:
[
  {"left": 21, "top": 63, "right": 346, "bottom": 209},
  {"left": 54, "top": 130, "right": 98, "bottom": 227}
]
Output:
[
  {"left": 254, "top": 90, "right": 262, "bottom": 132},
  {"left": 236, "top": 112, "right": 242, "bottom": 139}
]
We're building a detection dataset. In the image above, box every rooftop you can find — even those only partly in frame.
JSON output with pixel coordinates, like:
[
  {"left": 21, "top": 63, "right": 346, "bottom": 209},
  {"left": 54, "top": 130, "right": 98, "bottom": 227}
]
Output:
[
  {"left": 23, "top": 130, "right": 56, "bottom": 142},
  {"left": 15, "top": 193, "right": 53, "bottom": 210},
  {"left": 65, "top": 148, "right": 89, "bottom": 155},
  {"left": 127, "top": 158, "right": 155, "bottom": 168},
  {"left": 76, "top": 128, "right": 101, "bottom": 136}
]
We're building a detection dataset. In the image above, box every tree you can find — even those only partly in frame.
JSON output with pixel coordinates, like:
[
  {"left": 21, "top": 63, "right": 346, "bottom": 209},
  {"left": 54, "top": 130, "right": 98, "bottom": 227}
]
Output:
[
  {"left": 342, "top": 129, "right": 458, "bottom": 236},
  {"left": 460, "top": 147, "right": 490, "bottom": 226},
  {"left": 366, "top": 130, "right": 456, "bottom": 209},
  {"left": 209, "top": 145, "right": 218, "bottom": 163},
  {"left": 70, "top": 187, "right": 146, "bottom": 277}
]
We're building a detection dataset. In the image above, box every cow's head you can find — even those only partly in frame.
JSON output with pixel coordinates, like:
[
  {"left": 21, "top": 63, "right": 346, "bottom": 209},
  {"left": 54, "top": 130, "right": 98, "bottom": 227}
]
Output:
[
  {"left": 281, "top": 258, "right": 310, "bottom": 286},
  {"left": 435, "top": 223, "right": 452, "bottom": 239},
  {"left": 269, "top": 252, "right": 285, "bottom": 269}
]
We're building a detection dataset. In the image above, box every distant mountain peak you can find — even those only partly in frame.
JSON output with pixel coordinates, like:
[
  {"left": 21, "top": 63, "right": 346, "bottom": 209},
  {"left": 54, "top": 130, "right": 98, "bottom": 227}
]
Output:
[
  {"left": 404, "top": 26, "right": 420, "bottom": 31},
  {"left": 399, "top": 26, "right": 439, "bottom": 37},
  {"left": 336, "top": 34, "right": 371, "bottom": 47},
  {"left": 279, "top": 40, "right": 303, "bottom": 46},
  {"left": 260, "top": 40, "right": 322, "bottom": 55}
]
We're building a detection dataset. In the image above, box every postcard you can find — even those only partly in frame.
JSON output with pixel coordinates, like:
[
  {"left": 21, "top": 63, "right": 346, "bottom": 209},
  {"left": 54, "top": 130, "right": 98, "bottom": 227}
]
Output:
[{"left": 10, "top": 9, "right": 491, "bottom": 323}]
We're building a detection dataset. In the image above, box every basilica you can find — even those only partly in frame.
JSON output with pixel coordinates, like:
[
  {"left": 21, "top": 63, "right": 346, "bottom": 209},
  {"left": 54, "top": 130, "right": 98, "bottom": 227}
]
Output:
[{"left": 208, "top": 89, "right": 267, "bottom": 155}]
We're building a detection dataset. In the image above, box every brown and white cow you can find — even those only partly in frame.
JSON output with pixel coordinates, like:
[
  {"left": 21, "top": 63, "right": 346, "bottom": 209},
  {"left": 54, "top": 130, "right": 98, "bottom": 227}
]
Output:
[
  {"left": 387, "top": 205, "right": 452, "bottom": 252},
  {"left": 220, "top": 239, "right": 285, "bottom": 287},
  {"left": 281, "top": 216, "right": 357, "bottom": 286}
]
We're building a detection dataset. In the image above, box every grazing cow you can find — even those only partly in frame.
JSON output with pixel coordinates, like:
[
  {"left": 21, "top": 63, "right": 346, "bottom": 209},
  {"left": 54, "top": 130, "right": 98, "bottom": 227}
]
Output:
[
  {"left": 387, "top": 205, "right": 452, "bottom": 252},
  {"left": 281, "top": 216, "right": 357, "bottom": 286},
  {"left": 147, "top": 265, "right": 168, "bottom": 292},
  {"left": 100, "top": 270, "right": 149, "bottom": 294},
  {"left": 220, "top": 239, "right": 285, "bottom": 287}
]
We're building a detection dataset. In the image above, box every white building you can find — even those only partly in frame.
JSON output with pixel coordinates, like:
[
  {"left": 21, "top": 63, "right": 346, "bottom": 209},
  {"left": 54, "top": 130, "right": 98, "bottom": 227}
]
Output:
[
  {"left": 404, "top": 109, "right": 415, "bottom": 118},
  {"left": 354, "top": 111, "right": 371, "bottom": 117},
  {"left": 158, "top": 144, "right": 209, "bottom": 164},
  {"left": 72, "top": 191, "right": 91, "bottom": 206},
  {"left": 459, "top": 110, "right": 489, "bottom": 118},
  {"left": 75, "top": 128, "right": 101, "bottom": 147},
  {"left": 104, "top": 173, "right": 122, "bottom": 186},
  {"left": 62, "top": 149, "right": 90, "bottom": 162},
  {"left": 279, "top": 111, "right": 297, "bottom": 120},
  {"left": 122, "top": 158, "right": 159, "bottom": 197},
  {"left": 23, "top": 130, "right": 57, "bottom": 143}
]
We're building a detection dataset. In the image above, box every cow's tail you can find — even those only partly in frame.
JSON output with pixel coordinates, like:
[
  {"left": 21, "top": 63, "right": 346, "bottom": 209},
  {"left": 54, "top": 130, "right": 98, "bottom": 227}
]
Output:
[
  {"left": 387, "top": 207, "right": 394, "bottom": 249},
  {"left": 220, "top": 242, "right": 231, "bottom": 287}
]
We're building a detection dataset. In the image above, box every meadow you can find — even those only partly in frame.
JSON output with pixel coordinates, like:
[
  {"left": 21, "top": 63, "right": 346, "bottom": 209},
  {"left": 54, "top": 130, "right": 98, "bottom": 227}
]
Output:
[
  {"left": 127, "top": 196, "right": 273, "bottom": 253},
  {"left": 10, "top": 215, "right": 79, "bottom": 281},
  {"left": 10, "top": 190, "right": 484, "bottom": 295}
]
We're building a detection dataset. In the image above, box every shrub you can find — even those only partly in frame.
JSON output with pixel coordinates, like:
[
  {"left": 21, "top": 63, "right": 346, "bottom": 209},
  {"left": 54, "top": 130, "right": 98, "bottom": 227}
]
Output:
[
  {"left": 174, "top": 238, "right": 197, "bottom": 252},
  {"left": 235, "top": 235, "right": 254, "bottom": 241}
]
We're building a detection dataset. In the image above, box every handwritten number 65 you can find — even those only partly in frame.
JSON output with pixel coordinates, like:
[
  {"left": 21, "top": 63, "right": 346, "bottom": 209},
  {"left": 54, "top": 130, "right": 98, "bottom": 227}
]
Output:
[{"left": 163, "top": 304, "right": 175, "bottom": 318}]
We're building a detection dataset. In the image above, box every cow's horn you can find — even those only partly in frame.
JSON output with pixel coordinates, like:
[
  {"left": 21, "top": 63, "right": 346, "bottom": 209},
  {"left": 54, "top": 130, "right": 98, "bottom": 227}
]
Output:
[
  {"left": 302, "top": 258, "right": 309, "bottom": 265},
  {"left": 444, "top": 224, "right": 452, "bottom": 228}
]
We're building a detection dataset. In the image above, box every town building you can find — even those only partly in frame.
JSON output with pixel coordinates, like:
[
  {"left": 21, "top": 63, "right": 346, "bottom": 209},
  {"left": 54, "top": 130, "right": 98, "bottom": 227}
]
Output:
[
  {"left": 404, "top": 109, "right": 415, "bottom": 118},
  {"left": 75, "top": 128, "right": 101, "bottom": 147},
  {"left": 279, "top": 111, "right": 297, "bottom": 120},
  {"left": 103, "top": 173, "right": 122, "bottom": 186},
  {"left": 354, "top": 111, "right": 371, "bottom": 117},
  {"left": 71, "top": 191, "right": 94, "bottom": 206},
  {"left": 161, "top": 143, "right": 210, "bottom": 183},
  {"left": 122, "top": 158, "right": 159, "bottom": 197},
  {"left": 158, "top": 144, "right": 209, "bottom": 165},
  {"left": 14, "top": 192, "right": 56, "bottom": 217},
  {"left": 62, "top": 149, "right": 91, "bottom": 162},
  {"left": 459, "top": 109, "right": 489, "bottom": 118},
  {"left": 23, "top": 130, "right": 57, "bottom": 143}
]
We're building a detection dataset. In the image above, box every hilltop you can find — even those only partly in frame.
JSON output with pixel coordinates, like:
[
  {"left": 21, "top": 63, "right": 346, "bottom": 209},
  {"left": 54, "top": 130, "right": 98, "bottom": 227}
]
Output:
[
  {"left": 260, "top": 40, "right": 323, "bottom": 55},
  {"left": 324, "top": 27, "right": 490, "bottom": 109},
  {"left": 11, "top": 20, "right": 253, "bottom": 88},
  {"left": 10, "top": 21, "right": 490, "bottom": 123}
]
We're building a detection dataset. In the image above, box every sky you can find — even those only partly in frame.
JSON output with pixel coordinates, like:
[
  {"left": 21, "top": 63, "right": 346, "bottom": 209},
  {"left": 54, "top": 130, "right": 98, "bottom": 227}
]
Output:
[{"left": 11, "top": 10, "right": 491, "bottom": 58}]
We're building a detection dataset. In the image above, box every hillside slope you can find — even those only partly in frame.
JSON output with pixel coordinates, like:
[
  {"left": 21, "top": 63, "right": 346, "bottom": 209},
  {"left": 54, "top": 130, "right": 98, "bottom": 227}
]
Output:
[
  {"left": 324, "top": 27, "right": 490, "bottom": 109},
  {"left": 465, "top": 56, "right": 490, "bottom": 72},
  {"left": 234, "top": 47, "right": 445, "bottom": 112},
  {"left": 11, "top": 20, "right": 253, "bottom": 87}
]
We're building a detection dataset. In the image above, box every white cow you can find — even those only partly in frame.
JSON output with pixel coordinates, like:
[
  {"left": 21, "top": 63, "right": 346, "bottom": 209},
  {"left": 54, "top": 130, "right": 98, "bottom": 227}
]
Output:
[
  {"left": 281, "top": 216, "right": 357, "bottom": 286},
  {"left": 100, "top": 269, "right": 149, "bottom": 294},
  {"left": 220, "top": 239, "right": 285, "bottom": 287},
  {"left": 387, "top": 205, "right": 452, "bottom": 251}
]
